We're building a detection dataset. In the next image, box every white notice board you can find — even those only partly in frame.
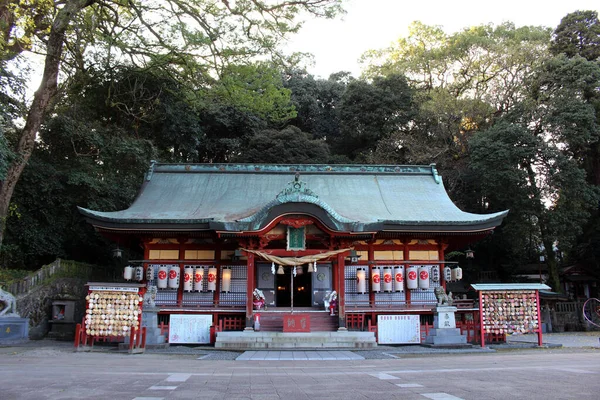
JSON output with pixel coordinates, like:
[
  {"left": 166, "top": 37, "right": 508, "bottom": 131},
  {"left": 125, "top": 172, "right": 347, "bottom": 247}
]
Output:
[
  {"left": 377, "top": 315, "right": 421, "bottom": 344},
  {"left": 169, "top": 314, "right": 212, "bottom": 344}
]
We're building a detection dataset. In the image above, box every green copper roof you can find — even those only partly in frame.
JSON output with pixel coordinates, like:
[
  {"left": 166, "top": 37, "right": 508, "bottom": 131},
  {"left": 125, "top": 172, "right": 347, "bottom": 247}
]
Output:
[{"left": 78, "top": 162, "right": 508, "bottom": 233}]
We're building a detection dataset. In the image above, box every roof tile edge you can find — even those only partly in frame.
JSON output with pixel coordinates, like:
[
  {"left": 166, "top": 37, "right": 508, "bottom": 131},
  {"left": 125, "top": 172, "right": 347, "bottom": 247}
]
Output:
[{"left": 149, "top": 162, "right": 441, "bottom": 177}]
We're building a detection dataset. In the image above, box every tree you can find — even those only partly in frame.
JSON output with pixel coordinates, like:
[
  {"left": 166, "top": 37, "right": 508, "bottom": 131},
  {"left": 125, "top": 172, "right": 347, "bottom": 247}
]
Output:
[
  {"left": 550, "top": 10, "right": 600, "bottom": 61},
  {"left": 235, "top": 125, "right": 330, "bottom": 164},
  {"left": 335, "top": 74, "right": 414, "bottom": 160},
  {"left": 0, "top": 0, "right": 344, "bottom": 249}
]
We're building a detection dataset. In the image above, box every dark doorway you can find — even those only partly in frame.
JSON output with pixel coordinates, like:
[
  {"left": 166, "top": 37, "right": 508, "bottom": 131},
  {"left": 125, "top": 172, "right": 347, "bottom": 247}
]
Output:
[{"left": 275, "top": 266, "right": 312, "bottom": 307}]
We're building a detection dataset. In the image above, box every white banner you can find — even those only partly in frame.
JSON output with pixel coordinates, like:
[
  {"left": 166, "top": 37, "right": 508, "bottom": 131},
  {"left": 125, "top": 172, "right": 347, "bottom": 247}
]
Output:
[
  {"left": 377, "top": 315, "right": 420, "bottom": 344},
  {"left": 168, "top": 314, "right": 212, "bottom": 344}
]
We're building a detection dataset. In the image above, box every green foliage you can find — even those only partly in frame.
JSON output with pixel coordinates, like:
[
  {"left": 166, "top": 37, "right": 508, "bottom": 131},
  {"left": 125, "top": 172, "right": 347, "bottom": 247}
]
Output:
[
  {"left": 336, "top": 74, "right": 414, "bottom": 160},
  {"left": 550, "top": 10, "right": 600, "bottom": 61},
  {"left": 235, "top": 126, "right": 330, "bottom": 164},
  {"left": 0, "top": 267, "right": 29, "bottom": 285}
]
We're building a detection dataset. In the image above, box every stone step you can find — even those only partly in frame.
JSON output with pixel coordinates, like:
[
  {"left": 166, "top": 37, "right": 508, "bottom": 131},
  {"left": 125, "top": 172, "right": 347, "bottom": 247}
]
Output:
[{"left": 215, "top": 331, "right": 377, "bottom": 349}]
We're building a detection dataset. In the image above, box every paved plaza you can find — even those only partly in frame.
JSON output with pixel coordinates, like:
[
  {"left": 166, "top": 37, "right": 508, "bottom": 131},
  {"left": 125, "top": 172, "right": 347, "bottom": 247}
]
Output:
[{"left": 0, "top": 332, "right": 599, "bottom": 399}]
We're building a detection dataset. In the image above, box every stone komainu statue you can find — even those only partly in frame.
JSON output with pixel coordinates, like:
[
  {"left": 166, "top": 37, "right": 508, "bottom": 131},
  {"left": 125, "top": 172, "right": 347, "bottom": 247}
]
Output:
[
  {"left": 434, "top": 286, "right": 453, "bottom": 306},
  {"left": 0, "top": 286, "right": 18, "bottom": 317}
]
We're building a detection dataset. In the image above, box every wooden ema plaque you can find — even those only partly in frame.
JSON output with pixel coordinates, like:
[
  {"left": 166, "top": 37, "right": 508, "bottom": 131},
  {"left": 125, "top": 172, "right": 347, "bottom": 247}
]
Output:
[
  {"left": 481, "top": 290, "right": 539, "bottom": 335},
  {"left": 283, "top": 314, "right": 310, "bottom": 332}
]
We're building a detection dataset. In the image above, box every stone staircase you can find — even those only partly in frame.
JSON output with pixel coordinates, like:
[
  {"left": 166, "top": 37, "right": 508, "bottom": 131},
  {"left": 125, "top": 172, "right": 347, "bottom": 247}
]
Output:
[
  {"left": 214, "top": 331, "right": 377, "bottom": 349},
  {"left": 257, "top": 311, "right": 338, "bottom": 332}
]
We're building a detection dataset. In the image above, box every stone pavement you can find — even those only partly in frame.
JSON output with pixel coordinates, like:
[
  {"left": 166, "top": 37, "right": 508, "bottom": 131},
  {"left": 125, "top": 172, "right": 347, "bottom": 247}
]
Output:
[{"left": 1, "top": 331, "right": 598, "bottom": 361}]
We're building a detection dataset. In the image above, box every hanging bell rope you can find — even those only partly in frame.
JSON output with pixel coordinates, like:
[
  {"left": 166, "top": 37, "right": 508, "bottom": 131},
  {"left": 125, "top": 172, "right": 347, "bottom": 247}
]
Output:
[{"left": 242, "top": 248, "right": 353, "bottom": 266}]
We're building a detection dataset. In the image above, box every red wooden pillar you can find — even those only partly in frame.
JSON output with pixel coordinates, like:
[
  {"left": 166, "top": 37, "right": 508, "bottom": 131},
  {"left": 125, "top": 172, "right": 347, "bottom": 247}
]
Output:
[
  {"left": 214, "top": 249, "right": 221, "bottom": 307},
  {"left": 177, "top": 241, "right": 184, "bottom": 306},
  {"left": 245, "top": 253, "right": 255, "bottom": 329},
  {"left": 337, "top": 253, "right": 346, "bottom": 329},
  {"left": 368, "top": 242, "right": 375, "bottom": 307},
  {"left": 438, "top": 240, "right": 446, "bottom": 290},
  {"left": 404, "top": 241, "right": 411, "bottom": 304}
]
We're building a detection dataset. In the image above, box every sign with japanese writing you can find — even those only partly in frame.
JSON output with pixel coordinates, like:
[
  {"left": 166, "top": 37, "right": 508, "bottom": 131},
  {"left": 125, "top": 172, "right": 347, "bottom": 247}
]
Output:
[
  {"left": 377, "top": 315, "right": 420, "bottom": 344},
  {"left": 283, "top": 314, "right": 311, "bottom": 332},
  {"left": 287, "top": 226, "right": 306, "bottom": 251},
  {"left": 169, "top": 314, "right": 212, "bottom": 344}
]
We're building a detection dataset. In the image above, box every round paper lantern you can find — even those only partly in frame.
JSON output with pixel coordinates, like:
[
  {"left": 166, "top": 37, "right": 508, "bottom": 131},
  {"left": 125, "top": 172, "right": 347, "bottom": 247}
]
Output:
[
  {"left": 406, "top": 266, "right": 418, "bottom": 289},
  {"left": 452, "top": 266, "right": 463, "bottom": 281},
  {"left": 157, "top": 265, "right": 168, "bottom": 289},
  {"left": 418, "top": 265, "right": 430, "bottom": 289},
  {"left": 145, "top": 265, "right": 154, "bottom": 281},
  {"left": 183, "top": 266, "right": 194, "bottom": 292},
  {"left": 382, "top": 266, "right": 393, "bottom": 292},
  {"left": 194, "top": 267, "right": 204, "bottom": 292},
  {"left": 443, "top": 266, "right": 452, "bottom": 282},
  {"left": 168, "top": 265, "right": 180, "bottom": 289},
  {"left": 356, "top": 267, "right": 367, "bottom": 294},
  {"left": 207, "top": 267, "right": 217, "bottom": 292},
  {"left": 123, "top": 266, "right": 133, "bottom": 281},
  {"left": 430, "top": 265, "right": 440, "bottom": 282},
  {"left": 394, "top": 266, "right": 404, "bottom": 292},
  {"left": 371, "top": 267, "right": 381, "bottom": 293}
]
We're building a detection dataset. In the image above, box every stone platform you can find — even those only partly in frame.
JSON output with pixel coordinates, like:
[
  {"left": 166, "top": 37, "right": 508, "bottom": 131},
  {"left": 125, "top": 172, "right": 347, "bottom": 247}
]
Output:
[
  {"left": 0, "top": 317, "right": 29, "bottom": 344},
  {"left": 215, "top": 331, "right": 377, "bottom": 349}
]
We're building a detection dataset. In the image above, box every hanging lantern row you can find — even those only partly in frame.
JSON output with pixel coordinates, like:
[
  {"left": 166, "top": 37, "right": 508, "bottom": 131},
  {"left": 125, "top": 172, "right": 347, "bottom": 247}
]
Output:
[
  {"left": 145, "top": 265, "right": 228, "bottom": 292},
  {"left": 356, "top": 265, "right": 461, "bottom": 293},
  {"left": 123, "top": 265, "right": 144, "bottom": 282},
  {"left": 444, "top": 266, "right": 463, "bottom": 282}
]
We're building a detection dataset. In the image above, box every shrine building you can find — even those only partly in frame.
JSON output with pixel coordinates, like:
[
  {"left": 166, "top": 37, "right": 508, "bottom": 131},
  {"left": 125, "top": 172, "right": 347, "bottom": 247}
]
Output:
[{"left": 79, "top": 162, "right": 507, "bottom": 346}]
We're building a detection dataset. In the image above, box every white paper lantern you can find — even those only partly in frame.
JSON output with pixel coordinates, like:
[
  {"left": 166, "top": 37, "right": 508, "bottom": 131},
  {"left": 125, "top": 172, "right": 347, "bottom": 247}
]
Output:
[
  {"left": 430, "top": 265, "right": 440, "bottom": 282},
  {"left": 455, "top": 266, "right": 463, "bottom": 281},
  {"left": 145, "top": 265, "right": 154, "bottom": 281},
  {"left": 418, "top": 265, "right": 430, "bottom": 289},
  {"left": 444, "top": 266, "right": 452, "bottom": 282},
  {"left": 356, "top": 267, "right": 367, "bottom": 294},
  {"left": 382, "top": 266, "right": 393, "bottom": 292},
  {"left": 394, "top": 266, "right": 404, "bottom": 292},
  {"left": 123, "top": 266, "right": 133, "bottom": 281},
  {"left": 221, "top": 267, "right": 232, "bottom": 292},
  {"left": 168, "top": 265, "right": 180, "bottom": 289},
  {"left": 207, "top": 267, "right": 217, "bottom": 292},
  {"left": 134, "top": 266, "right": 144, "bottom": 282},
  {"left": 371, "top": 267, "right": 381, "bottom": 293},
  {"left": 183, "top": 266, "right": 194, "bottom": 292},
  {"left": 452, "top": 266, "right": 463, "bottom": 281},
  {"left": 157, "top": 265, "right": 168, "bottom": 288},
  {"left": 194, "top": 267, "right": 204, "bottom": 292},
  {"left": 406, "top": 266, "right": 418, "bottom": 289}
]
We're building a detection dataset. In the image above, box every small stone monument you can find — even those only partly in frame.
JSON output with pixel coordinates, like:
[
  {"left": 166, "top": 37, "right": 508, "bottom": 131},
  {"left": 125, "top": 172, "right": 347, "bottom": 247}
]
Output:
[
  {"left": 127, "top": 285, "right": 166, "bottom": 347},
  {"left": 0, "top": 286, "right": 29, "bottom": 344},
  {"left": 423, "top": 287, "right": 470, "bottom": 347}
]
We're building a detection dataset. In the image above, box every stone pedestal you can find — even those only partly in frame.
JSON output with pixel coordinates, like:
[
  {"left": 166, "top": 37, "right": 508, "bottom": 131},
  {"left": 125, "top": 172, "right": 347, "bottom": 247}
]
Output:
[
  {"left": 424, "top": 306, "right": 470, "bottom": 347},
  {"left": 0, "top": 317, "right": 29, "bottom": 344},
  {"left": 124, "top": 308, "right": 166, "bottom": 348}
]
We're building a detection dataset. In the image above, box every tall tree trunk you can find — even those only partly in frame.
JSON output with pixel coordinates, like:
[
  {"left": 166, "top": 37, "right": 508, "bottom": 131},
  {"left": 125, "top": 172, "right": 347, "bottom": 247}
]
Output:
[{"left": 0, "top": 0, "right": 94, "bottom": 249}]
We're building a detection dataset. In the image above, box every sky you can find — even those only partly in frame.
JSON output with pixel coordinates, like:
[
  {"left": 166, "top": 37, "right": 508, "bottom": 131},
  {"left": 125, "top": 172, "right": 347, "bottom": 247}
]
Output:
[{"left": 286, "top": 0, "right": 600, "bottom": 78}]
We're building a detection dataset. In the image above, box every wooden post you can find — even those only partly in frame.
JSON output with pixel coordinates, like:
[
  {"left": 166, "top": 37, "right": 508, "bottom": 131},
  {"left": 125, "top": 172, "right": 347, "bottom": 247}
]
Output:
[
  {"left": 245, "top": 253, "right": 255, "bottom": 329},
  {"left": 368, "top": 242, "right": 375, "bottom": 307},
  {"left": 479, "top": 290, "right": 485, "bottom": 348},
  {"left": 536, "top": 289, "right": 543, "bottom": 346},
  {"left": 337, "top": 253, "right": 346, "bottom": 329},
  {"left": 214, "top": 248, "right": 221, "bottom": 307}
]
